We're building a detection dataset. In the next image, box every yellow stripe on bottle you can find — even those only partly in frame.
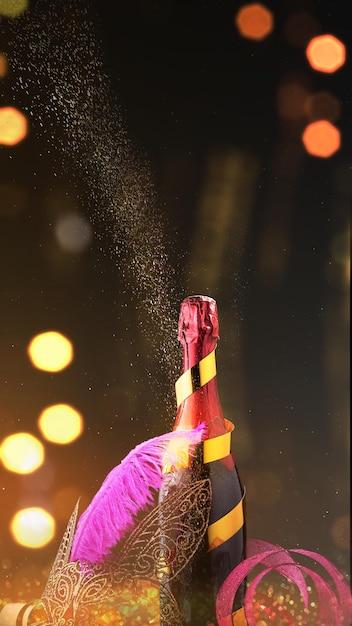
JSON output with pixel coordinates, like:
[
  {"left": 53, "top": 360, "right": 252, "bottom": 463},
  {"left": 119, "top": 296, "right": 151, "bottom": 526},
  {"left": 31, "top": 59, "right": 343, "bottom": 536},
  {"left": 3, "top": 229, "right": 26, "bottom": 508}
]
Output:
[
  {"left": 208, "top": 493, "right": 245, "bottom": 551},
  {"left": 175, "top": 349, "right": 217, "bottom": 407},
  {"left": 174, "top": 349, "right": 245, "bottom": 552},
  {"left": 203, "top": 419, "right": 234, "bottom": 463}
]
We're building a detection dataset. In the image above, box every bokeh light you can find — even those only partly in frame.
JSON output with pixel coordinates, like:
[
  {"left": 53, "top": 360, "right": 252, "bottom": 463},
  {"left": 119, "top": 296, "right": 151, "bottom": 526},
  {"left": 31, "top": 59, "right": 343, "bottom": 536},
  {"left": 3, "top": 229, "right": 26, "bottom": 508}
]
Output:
[
  {"left": 304, "top": 91, "right": 341, "bottom": 122},
  {"left": 0, "top": 0, "right": 28, "bottom": 18},
  {"left": 0, "top": 106, "right": 28, "bottom": 146},
  {"left": 0, "top": 53, "right": 8, "bottom": 78},
  {"left": 235, "top": 3, "right": 273, "bottom": 41},
  {"left": 38, "top": 403, "right": 84, "bottom": 444},
  {"left": 27, "top": 330, "right": 74, "bottom": 372},
  {"left": 277, "top": 82, "right": 309, "bottom": 121},
  {"left": 10, "top": 508, "right": 55, "bottom": 549},
  {"left": 55, "top": 213, "right": 92, "bottom": 253},
  {"left": 302, "top": 120, "right": 340, "bottom": 158},
  {"left": 306, "top": 34, "right": 346, "bottom": 74},
  {"left": 0, "top": 433, "right": 44, "bottom": 474},
  {"left": 330, "top": 514, "right": 350, "bottom": 550}
]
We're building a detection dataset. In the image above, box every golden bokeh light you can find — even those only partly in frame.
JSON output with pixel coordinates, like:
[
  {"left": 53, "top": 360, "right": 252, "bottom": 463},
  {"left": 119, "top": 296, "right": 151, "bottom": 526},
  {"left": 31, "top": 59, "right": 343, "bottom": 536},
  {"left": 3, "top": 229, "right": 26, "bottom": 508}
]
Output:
[
  {"left": 38, "top": 403, "right": 84, "bottom": 445},
  {"left": 0, "top": 106, "right": 28, "bottom": 146},
  {"left": 306, "top": 34, "right": 346, "bottom": 73},
  {"left": 163, "top": 436, "right": 191, "bottom": 473},
  {"left": 0, "top": 53, "right": 8, "bottom": 78},
  {"left": 27, "top": 330, "right": 74, "bottom": 372},
  {"left": 235, "top": 3, "right": 274, "bottom": 41},
  {"left": 10, "top": 508, "right": 55, "bottom": 549},
  {"left": 302, "top": 120, "right": 341, "bottom": 158},
  {"left": 304, "top": 91, "right": 341, "bottom": 122},
  {"left": 0, "top": 0, "right": 28, "bottom": 18},
  {"left": 0, "top": 432, "right": 44, "bottom": 474}
]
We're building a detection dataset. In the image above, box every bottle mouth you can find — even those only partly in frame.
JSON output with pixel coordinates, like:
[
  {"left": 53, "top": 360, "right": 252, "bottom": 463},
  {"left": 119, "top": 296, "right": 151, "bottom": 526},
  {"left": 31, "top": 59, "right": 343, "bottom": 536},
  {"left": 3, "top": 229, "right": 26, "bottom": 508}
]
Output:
[
  {"left": 178, "top": 295, "right": 219, "bottom": 342},
  {"left": 182, "top": 294, "right": 216, "bottom": 305}
]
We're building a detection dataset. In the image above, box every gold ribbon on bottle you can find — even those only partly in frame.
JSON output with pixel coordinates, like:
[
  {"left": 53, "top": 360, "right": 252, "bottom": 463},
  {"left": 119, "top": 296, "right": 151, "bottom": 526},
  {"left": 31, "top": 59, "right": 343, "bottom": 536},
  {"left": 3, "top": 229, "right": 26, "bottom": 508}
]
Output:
[
  {"left": 175, "top": 349, "right": 245, "bottom": 551},
  {"left": 207, "top": 489, "right": 246, "bottom": 550},
  {"left": 203, "top": 418, "right": 234, "bottom": 463},
  {"left": 175, "top": 349, "right": 217, "bottom": 407}
]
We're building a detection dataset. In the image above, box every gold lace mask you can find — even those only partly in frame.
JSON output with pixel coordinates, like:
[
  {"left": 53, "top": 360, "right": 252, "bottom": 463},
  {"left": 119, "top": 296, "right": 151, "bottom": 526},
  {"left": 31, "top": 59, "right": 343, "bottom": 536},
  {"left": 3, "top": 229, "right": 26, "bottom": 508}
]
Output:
[{"left": 29, "top": 479, "right": 211, "bottom": 626}]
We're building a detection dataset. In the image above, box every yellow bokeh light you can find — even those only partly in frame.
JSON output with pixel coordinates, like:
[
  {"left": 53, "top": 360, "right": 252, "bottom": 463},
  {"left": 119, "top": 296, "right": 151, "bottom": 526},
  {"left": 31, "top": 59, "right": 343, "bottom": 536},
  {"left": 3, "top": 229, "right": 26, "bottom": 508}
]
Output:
[
  {"left": 38, "top": 403, "right": 84, "bottom": 445},
  {"left": 0, "top": 0, "right": 28, "bottom": 18},
  {"left": 0, "top": 432, "right": 44, "bottom": 474},
  {"left": 306, "top": 34, "right": 346, "bottom": 74},
  {"left": 0, "top": 106, "right": 28, "bottom": 146},
  {"left": 163, "top": 437, "right": 190, "bottom": 473},
  {"left": 302, "top": 120, "right": 341, "bottom": 158},
  {"left": 10, "top": 508, "right": 55, "bottom": 549},
  {"left": 27, "top": 331, "right": 74, "bottom": 372},
  {"left": 0, "top": 53, "right": 8, "bottom": 78},
  {"left": 235, "top": 3, "right": 274, "bottom": 41}
]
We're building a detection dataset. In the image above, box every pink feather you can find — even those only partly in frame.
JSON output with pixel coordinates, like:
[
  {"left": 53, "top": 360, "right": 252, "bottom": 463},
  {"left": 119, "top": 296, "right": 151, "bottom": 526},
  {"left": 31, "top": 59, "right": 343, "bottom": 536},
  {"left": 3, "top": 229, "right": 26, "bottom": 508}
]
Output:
[{"left": 70, "top": 424, "right": 205, "bottom": 563}]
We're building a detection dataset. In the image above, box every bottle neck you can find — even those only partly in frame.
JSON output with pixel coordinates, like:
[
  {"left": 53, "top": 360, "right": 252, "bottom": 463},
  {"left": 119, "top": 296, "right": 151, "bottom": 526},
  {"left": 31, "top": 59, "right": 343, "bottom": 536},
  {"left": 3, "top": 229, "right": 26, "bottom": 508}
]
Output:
[{"left": 174, "top": 335, "right": 226, "bottom": 438}]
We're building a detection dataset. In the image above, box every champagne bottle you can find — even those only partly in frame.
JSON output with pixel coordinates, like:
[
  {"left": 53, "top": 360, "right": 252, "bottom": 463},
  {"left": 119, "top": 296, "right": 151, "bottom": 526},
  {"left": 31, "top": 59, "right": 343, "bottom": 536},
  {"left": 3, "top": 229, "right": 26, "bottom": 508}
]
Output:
[{"left": 160, "top": 295, "right": 246, "bottom": 625}]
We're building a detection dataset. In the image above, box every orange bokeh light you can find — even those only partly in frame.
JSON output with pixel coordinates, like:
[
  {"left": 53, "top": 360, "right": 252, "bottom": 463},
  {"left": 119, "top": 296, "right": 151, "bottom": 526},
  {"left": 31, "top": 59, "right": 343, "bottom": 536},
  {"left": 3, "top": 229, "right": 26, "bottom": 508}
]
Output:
[
  {"left": 0, "top": 53, "right": 8, "bottom": 78},
  {"left": 302, "top": 120, "right": 340, "bottom": 158},
  {"left": 306, "top": 34, "right": 346, "bottom": 73},
  {"left": 235, "top": 3, "right": 273, "bottom": 41},
  {"left": 0, "top": 106, "right": 28, "bottom": 146}
]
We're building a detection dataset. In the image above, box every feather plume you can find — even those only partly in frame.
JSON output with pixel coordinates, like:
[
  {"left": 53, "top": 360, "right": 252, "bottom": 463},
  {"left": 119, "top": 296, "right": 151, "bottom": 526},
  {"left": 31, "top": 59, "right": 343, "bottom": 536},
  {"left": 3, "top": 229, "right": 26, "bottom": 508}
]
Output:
[{"left": 70, "top": 424, "right": 205, "bottom": 564}]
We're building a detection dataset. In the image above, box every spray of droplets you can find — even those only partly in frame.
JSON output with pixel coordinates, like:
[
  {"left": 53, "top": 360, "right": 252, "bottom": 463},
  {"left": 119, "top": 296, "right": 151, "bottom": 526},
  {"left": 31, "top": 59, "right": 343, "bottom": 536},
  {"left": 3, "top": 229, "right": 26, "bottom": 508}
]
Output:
[{"left": 6, "top": 0, "right": 181, "bottom": 386}]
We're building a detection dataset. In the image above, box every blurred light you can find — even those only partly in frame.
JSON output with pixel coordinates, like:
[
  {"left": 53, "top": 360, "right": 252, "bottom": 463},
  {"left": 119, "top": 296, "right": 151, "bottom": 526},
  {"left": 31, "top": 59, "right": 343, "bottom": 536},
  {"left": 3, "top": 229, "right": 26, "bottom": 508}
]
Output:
[
  {"left": 10, "top": 508, "right": 55, "bottom": 549},
  {"left": 235, "top": 3, "right": 273, "bottom": 41},
  {"left": 305, "top": 91, "right": 341, "bottom": 122},
  {"left": 306, "top": 35, "right": 346, "bottom": 73},
  {"left": 277, "top": 82, "right": 309, "bottom": 121},
  {"left": 0, "top": 0, "right": 28, "bottom": 17},
  {"left": 331, "top": 230, "right": 350, "bottom": 277},
  {"left": 302, "top": 120, "right": 340, "bottom": 158},
  {"left": 0, "top": 182, "right": 27, "bottom": 216},
  {"left": 0, "top": 433, "right": 44, "bottom": 474},
  {"left": 55, "top": 213, "right": 92, "bottom": 253},
  {"left": 163, "top": 436, "right": 191, "bottom": 473},
  {"left": 0, "top": 106, "right": 28, "bottom": 146},
  {"left": 330, "top": 514, "right": 350, "bottom": 550},
  {"left": 284, "top": 12, "right": 320, "bottom": 48},
  {"left": 0, "top": 53, "right": 8, "bottom": 78},
  {"left": 38, "top": 403, "right": 83, "bottom": 445},
  {"left": 27, "top": 331, "right": 74, "bottom": 372}
]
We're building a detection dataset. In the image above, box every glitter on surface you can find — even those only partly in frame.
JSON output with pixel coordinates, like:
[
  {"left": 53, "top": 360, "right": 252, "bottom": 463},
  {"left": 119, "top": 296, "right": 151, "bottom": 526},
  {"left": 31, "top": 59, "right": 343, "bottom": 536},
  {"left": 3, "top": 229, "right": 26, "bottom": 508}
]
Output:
[{"left": 9, "top": 0, "right": 181, "bottom": 391}]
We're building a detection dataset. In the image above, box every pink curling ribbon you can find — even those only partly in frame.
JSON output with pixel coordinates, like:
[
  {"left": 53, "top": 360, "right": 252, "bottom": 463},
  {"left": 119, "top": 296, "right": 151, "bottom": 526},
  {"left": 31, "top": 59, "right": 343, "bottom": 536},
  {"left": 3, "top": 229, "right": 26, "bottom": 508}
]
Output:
[{"left": 216, "top": 539, "right": 352, "bottom": 626}]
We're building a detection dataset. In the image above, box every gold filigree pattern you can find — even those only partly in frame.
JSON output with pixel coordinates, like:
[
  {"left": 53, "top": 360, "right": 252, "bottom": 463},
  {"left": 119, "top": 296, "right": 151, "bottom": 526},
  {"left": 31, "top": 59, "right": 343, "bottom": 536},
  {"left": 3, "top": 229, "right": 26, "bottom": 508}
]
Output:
[
  {"left": 37, "top": 480, "right": 211, "bottom": 625},
  {"left": 112, "top": 479, "right": 211, "bottom": 585}
]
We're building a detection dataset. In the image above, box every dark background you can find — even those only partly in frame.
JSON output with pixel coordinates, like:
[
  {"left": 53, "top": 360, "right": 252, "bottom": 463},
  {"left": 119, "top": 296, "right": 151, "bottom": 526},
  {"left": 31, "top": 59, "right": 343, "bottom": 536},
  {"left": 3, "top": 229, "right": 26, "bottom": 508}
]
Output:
[{"left": 0, "top": 0, "right": 350, "bottom": 602}]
